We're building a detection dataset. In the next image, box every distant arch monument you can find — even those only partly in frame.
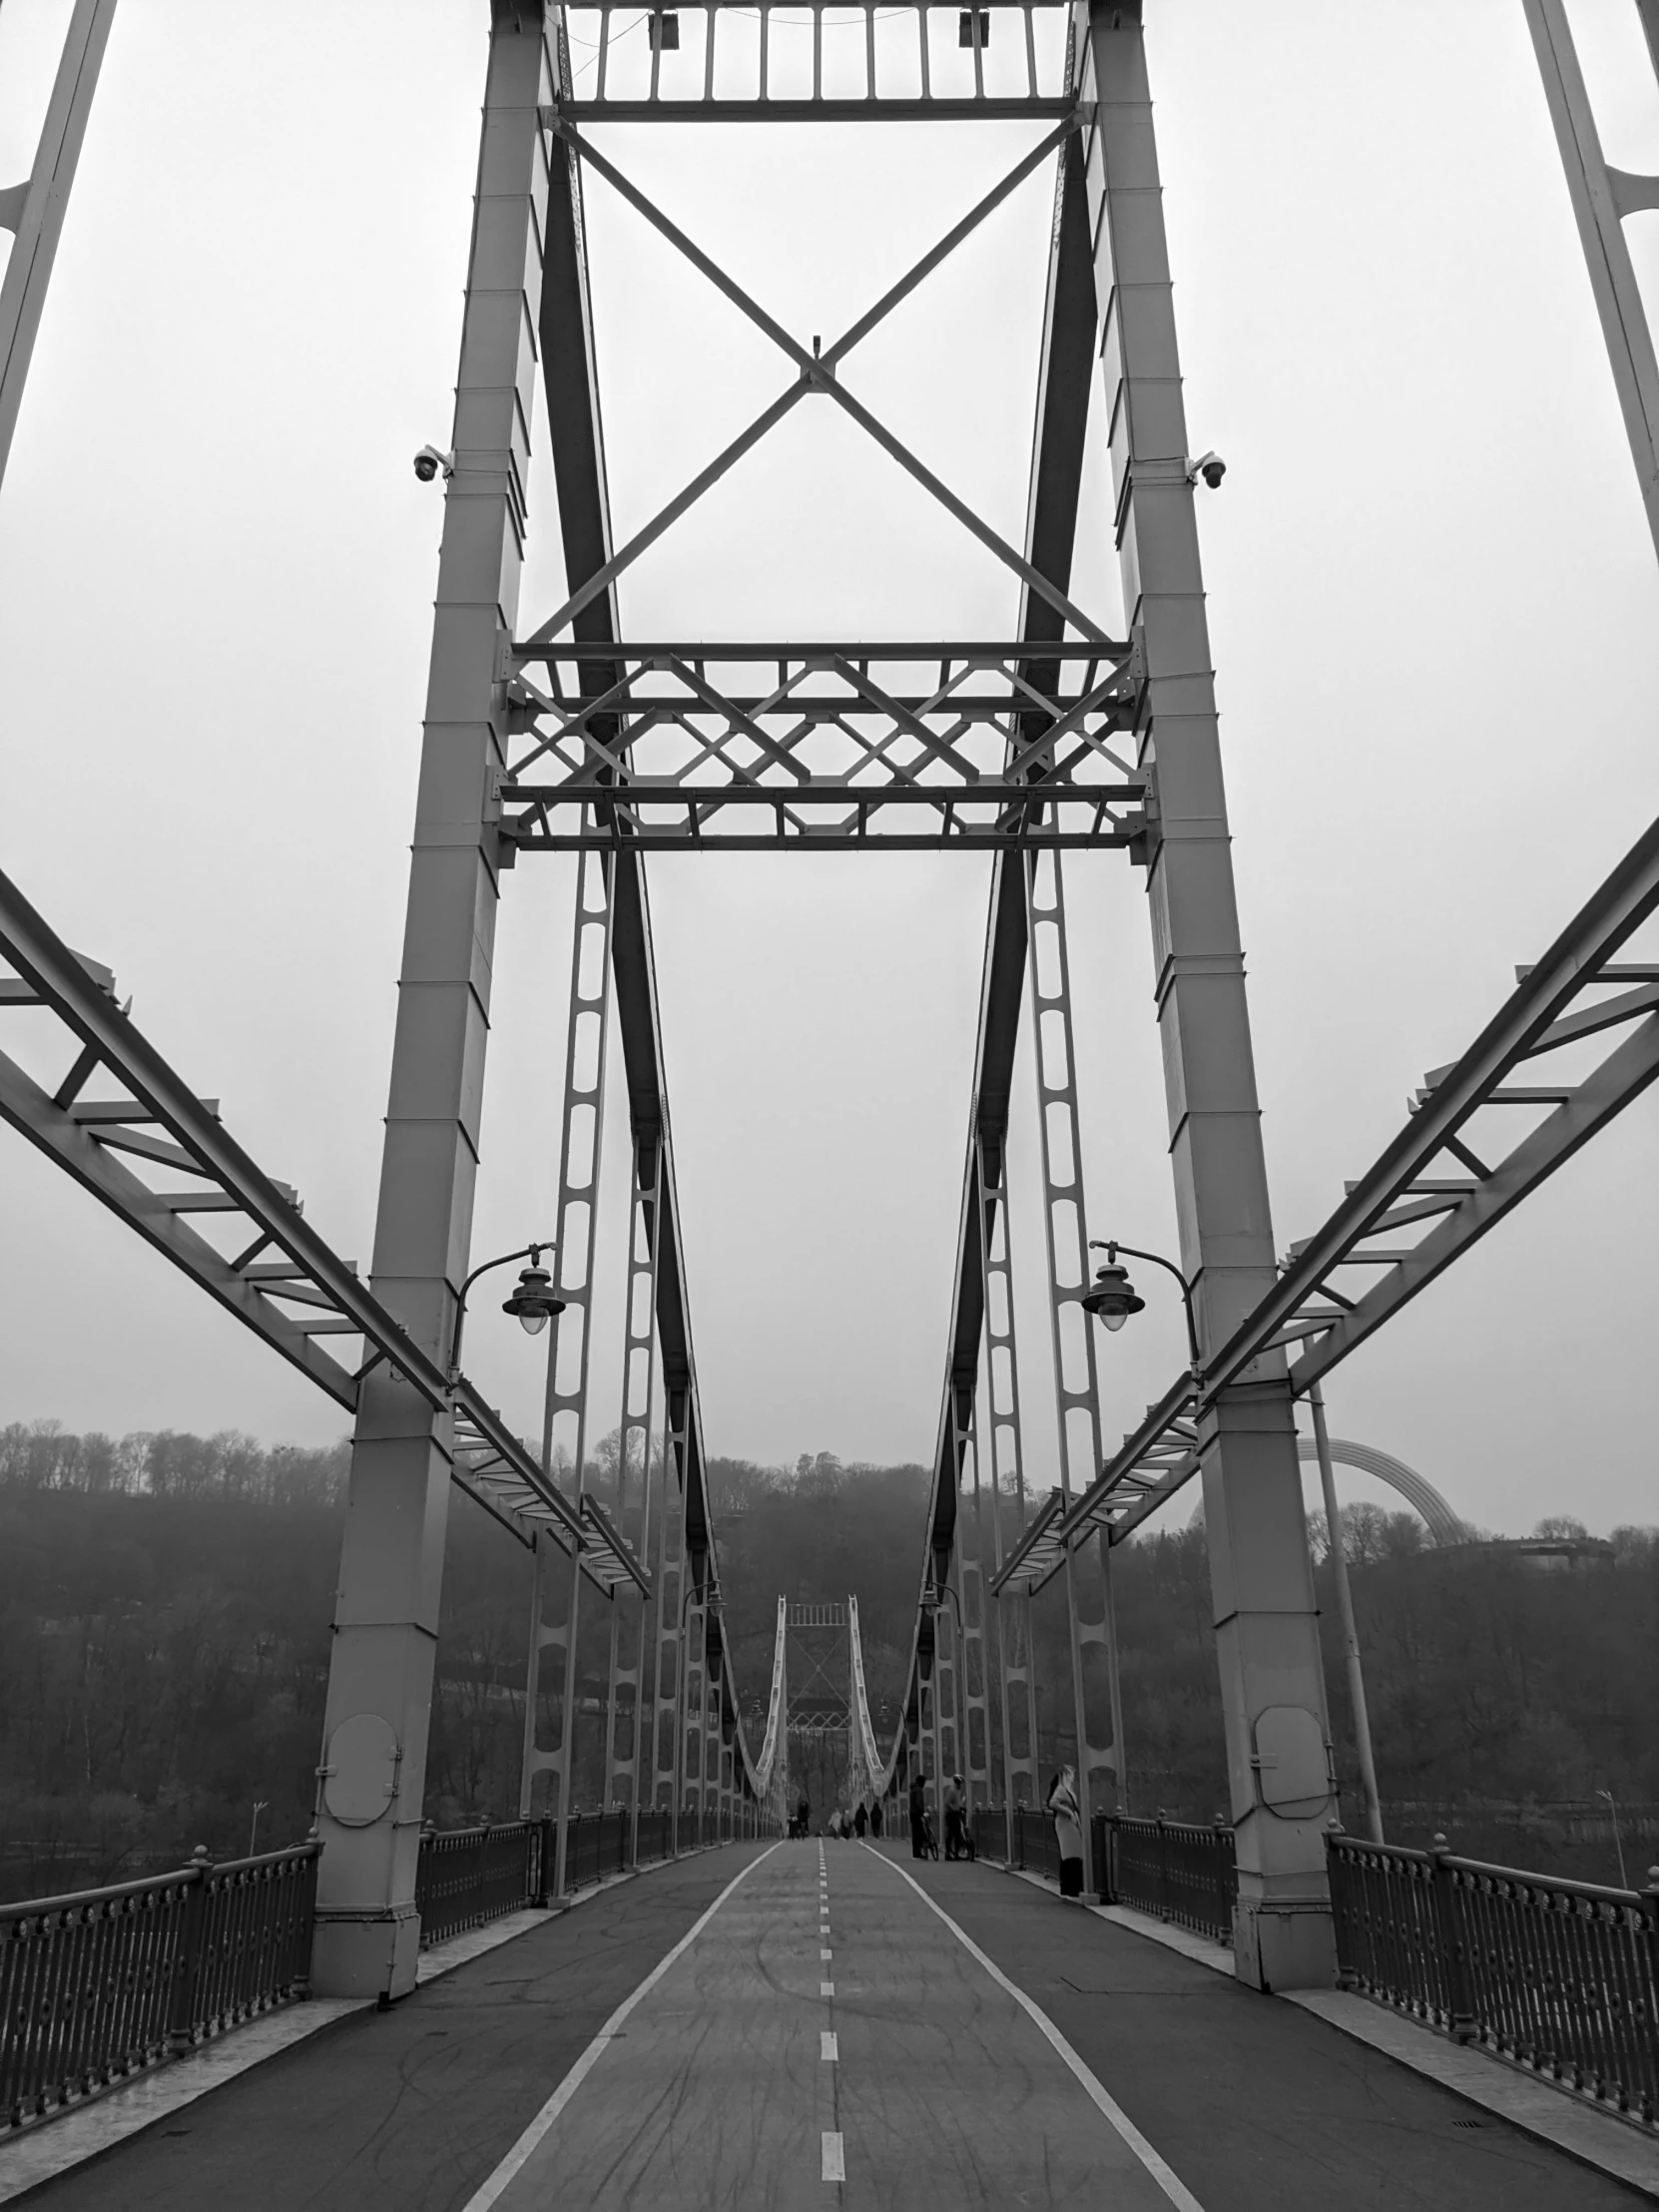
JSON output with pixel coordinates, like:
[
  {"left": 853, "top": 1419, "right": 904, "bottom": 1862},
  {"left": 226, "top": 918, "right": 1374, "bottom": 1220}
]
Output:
[{"left": 1190, "top": 1438, "right": 1468, "bottom": 1547}]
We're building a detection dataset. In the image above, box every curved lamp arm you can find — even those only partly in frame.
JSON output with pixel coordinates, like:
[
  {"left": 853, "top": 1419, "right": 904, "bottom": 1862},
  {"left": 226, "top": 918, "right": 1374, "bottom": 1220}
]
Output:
[
  {"left": 447, "top": 1239, "right": 555, "bottom": 1384},
  {"left": 1090, "top": 1238, "right": 1202, "bottom": 1371}
]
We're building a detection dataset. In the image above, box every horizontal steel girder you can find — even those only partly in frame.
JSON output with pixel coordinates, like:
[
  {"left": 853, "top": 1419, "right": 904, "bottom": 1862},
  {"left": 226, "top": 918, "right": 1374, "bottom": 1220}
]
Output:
[
  {"left": 1033, "top": 811, "right": 1659, "bottom": 1574},
  {"left": 549, "top": 0, "right": 1075, "bottom": 123},
  {"left": 503, "top": 642, "right": 1138, "bottom": 849},
  {"left": 0, "top": 865, "right": 646, "bottom": 1596}
]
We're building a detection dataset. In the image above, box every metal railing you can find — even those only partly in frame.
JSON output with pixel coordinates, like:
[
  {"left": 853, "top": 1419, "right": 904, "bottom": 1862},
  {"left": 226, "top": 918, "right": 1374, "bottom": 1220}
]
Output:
[
  {"left": 972, "top": 1806, "right": 1009, "bottom": 1864},
  {"left": 2, "top": 1843, "right": 317, "bottom": 2132},
  {"left": 414, "top": 1822, "right": 540, "bottom": 1946},
  {"left": 1329, "top": 1834, "right": 1659, "bottom": 2127},
  {"left": 1096, "top": 1815, "right": 1237, "bottom": 1946},
  {"left": 563, "top": 1811, "right": 629, "bottom": 1896},
  {"left": 636, "top": 1811, "right": 673, "bottom": 1867}
]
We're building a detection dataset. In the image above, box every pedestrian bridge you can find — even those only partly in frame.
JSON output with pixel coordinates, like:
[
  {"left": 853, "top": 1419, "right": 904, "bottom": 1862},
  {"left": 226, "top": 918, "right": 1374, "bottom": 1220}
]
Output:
[{"left": 4, "top": 1840, "right": 1638, "bottom": 2211}]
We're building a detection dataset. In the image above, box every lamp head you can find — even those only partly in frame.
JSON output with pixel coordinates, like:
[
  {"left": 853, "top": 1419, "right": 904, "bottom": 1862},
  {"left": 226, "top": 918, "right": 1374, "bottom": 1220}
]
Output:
[
  {"left": 1081, "top": 1261, "right": 1145, "bottom": 1333},
  {"left": 502, "top": 1263, "right": 563, "bottom": 1336}
]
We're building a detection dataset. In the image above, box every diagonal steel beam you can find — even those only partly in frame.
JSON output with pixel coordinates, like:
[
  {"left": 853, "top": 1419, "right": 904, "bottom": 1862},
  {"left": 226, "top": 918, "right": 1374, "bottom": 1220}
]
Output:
[
  {"left": 1291, "top": 1011, "right": 1659, "bottom": 1391},
  {"left": 522, "top": 382, "right": 809, "bottom": 646},
  {"left": 535, "top": 117, "right": 1112, "bottom": 645},
  {"left": 0, "top": 1, "right": 117, "bottom": 493}
]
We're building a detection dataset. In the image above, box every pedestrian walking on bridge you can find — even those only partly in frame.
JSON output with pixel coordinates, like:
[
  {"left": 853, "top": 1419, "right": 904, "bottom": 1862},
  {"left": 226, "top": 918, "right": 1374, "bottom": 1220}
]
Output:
[
  {"left": 1047, "top": 1765, "right": 1084, "bottom": 1898},
  {"left": 908, "top": 1769, "right": 928, "bottom": 1860},
  {"left": 943, "top": 1773, "right": 966, "bottom": 1860}
]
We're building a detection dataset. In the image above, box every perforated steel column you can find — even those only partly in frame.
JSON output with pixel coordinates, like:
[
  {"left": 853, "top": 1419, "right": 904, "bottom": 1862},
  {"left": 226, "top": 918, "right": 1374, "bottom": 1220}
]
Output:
[
  {"left": 648, "top": 1396, "right": 685, "bottom": 1826},
  {"left": 954, "top": 1401, "right": 993, "bottom": 1818},
  {"left": 1026, "top": 848, "right": 1125, "bottom": 1829},
  {"left": 520, "top": 835, "right": 614, "bottom": 1895},
  {"left": 978, "top": 1132, "right": 1040, "bottom": 1818},
  {"left": 602, "top": 1129, "right": 664, "bottom": 1849}
]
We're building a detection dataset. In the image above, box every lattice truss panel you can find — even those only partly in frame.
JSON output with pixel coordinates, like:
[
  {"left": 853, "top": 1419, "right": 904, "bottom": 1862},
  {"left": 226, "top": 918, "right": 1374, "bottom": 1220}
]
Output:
[
  {"left": 995, "top": 818, "right": 1659, "bottom": 1589},
  {"left": 0, "top": 869, "right": 644, "bottom": 1595},
  {"left": 504, "top": 643, "right": 1142, "bottom": 851}
]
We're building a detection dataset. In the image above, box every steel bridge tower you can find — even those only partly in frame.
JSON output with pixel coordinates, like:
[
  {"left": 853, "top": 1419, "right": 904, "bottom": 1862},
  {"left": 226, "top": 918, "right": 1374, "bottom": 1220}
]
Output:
[
  {"left": 7, "top": 0, "right": 1659, "bottom": 2028},
  {"left": 296, "top": 0, "right": 1336, "bottom": 2000}
]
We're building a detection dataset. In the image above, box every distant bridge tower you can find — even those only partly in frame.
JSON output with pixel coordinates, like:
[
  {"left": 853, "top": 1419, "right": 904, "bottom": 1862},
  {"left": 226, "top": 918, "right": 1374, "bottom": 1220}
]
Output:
[{"left": 786, "top": 1601, "right": 850, "bottom": 1817}]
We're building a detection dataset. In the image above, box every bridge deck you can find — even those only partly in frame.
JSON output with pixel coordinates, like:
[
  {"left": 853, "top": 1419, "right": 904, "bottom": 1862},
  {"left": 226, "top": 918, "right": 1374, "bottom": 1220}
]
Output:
[{"left": 17, "top": 1840, "right": 1639, "bottom": 2211}]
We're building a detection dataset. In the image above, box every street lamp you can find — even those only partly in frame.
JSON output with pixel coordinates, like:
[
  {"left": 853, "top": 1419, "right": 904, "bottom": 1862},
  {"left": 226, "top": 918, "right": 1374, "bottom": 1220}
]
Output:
[
  {"left": 1083, "top": 1239, "right": 1201, "bottom": 1373},
  {"left": 1597, "top": 1788, "right": 1630, "bottom": 1889},
  {"left": 447, "top": 1240, "right": 563, "bottom": 1383}
]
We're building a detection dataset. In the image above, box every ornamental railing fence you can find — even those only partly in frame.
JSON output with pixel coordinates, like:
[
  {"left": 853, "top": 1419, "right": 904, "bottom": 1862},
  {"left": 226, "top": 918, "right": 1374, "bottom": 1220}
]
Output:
[
  {"left": 1096, "top": 1814, "right": 1238, "bottom": 1946},
  {"left": 2, "top": 1843, "right": 316, "bottom": 2134},
  {"left": 1329, "top": 1833, "right": 1659, "bottom": 2129},
  {"left": 2, "top": 1802, "right": 778, "bottom": 2134}
]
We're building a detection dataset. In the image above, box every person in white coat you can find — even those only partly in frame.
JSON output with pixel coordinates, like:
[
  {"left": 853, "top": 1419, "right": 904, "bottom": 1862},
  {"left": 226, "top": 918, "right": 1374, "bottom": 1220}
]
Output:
[{"left": 1047, "top": 1765, "right": 1084, "bottom": 1898}]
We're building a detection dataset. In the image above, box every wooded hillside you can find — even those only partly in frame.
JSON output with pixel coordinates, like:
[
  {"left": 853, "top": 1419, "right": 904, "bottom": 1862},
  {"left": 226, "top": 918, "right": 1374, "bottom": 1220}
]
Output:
[{"left": 2, "top": 1421, "right": 1653, "bottom": 1899}]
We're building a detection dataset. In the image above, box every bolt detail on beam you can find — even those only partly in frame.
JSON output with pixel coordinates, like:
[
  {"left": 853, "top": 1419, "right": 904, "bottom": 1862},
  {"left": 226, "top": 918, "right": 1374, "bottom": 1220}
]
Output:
[
  {"left": 1025, "top": 847, "right": 1124, "bottom": 1828},
  {"left": 1080, "top": 0, "right": 1335, "bottom": 1989},
  {"left": 521, "top": 832, "right": 616, "bottom": 1900},
  {"left": 309, "top": 8, "right": 550, "bottom": 2001}
]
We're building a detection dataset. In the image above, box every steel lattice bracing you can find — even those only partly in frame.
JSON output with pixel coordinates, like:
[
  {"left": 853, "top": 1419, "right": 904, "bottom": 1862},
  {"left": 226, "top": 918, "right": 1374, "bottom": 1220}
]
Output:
[
  {"left": 998, "top": 811, "right": 1659, "bottom": 1576},
  {"left": 10, "top": 0, "right": 1656, "bottom": 2017}
]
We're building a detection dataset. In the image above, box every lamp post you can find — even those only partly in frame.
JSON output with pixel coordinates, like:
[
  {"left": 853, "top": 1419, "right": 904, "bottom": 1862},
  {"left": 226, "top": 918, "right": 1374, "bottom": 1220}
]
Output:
[
  {"left": 1083, "top": 1240, "right": 1201, "bottom": 1374},
  {"left": 447, "top": 1241, "right": 563, "bottom": 1384},
  {"left": 1597, "top": 1788, "right": 1630, "bottom": 1889},
  {"left": 1310, "top": 1381, "right": 1384, "bottom": 1845}
]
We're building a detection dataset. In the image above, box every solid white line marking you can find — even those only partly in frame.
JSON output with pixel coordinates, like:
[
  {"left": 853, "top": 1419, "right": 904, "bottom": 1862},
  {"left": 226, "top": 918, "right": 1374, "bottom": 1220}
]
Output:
[
  {"left": 457, "top": 1844, "right": 783, "bottom": 2211},
  {"left": 821, "top": 1979, "right": 834, "bottom": 1996},
  {"left": 821, "top": 2030, "right": 838, "bottom": 2061},
  {"left": 864, "top": 1848, "right": 1206, "bottom": 2212},
  {"left": 822, "top": 2131, "right": 845, "bottom": 2181}
]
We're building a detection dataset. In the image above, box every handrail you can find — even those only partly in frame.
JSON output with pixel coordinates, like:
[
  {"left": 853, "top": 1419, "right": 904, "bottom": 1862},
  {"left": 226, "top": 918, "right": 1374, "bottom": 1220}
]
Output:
[{"left": 1329, "top": 1832, "right": 1659, "bottom": 2127}]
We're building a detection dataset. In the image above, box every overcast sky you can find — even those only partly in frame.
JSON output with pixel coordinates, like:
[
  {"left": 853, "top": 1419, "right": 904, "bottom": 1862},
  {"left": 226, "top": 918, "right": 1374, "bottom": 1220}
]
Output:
[{"left": 1, "top": 0, "right": 1655, "bottom": 1541}]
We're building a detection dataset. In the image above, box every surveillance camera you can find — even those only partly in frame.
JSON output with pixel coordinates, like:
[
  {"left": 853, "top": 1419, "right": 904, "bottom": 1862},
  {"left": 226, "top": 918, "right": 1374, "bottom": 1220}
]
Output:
[
  {"left": 413, "top": 444, "right": 454, "bottom": 484},
  {"left": 1186, "top": 450, "right": 1226, "bottom": 489}
]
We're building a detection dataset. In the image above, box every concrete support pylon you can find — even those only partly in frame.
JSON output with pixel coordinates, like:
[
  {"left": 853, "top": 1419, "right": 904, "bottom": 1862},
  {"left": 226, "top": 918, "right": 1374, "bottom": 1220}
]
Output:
[
  {"left": 310, "top": 7, "right": 548, "bottom": 2000},
  {"left": 1081, "top": 0, "right": 1336, "bottom": 1989}
]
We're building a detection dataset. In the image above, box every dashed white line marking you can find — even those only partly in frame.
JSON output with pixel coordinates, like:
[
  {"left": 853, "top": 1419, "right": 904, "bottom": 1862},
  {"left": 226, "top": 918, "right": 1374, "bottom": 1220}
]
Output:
[
  {"left": 820, "top": 1946, "right": 832, "bottom": 1959},
  {"left": 821, "top": 2031, "right": 838, "bottom": 2061},
  {"left": 865, "top": 1847, "right": 1206, "bottom": 2212},
  {"left": 457, "top": 1845, "right": 783, "bottom": 2211},
  {"left": 822, "top": 2131, "right": 845, "bottom": 2181},
  {"left": 821, "top": 1980, "right": 834, "bottom": 1996}
]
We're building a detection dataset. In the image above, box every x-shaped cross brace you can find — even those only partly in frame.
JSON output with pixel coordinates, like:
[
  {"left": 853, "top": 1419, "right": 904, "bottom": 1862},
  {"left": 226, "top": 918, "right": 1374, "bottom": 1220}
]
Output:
[{"left": 524, "top": 109, "right": 1112, "bottom": 650}]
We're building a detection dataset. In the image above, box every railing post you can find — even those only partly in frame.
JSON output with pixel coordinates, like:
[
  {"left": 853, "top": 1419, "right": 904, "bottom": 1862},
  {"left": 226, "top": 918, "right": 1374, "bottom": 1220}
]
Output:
[
  {"left": 166, "top": 1848, "right": 213, "bottom": 2056},
  {"left": 1156, "top": 1811, "right": 1169, "bottom": 1925},
  {"left": 1095, "top": 1814, "right": 1114, "bottom": 1906},
  {"left": 1429, "top": 1834, "right": 1476, "bottom": 2043},
  {"left": 1216, "top": 1815, "right": 1233, "bottom": 1945},
  {"left": 534, "top": 1817, "right": 554, "bottom": 1909},
  {"left": 1643, "top": 1868, "right": 1659, "bottom": 2124}
]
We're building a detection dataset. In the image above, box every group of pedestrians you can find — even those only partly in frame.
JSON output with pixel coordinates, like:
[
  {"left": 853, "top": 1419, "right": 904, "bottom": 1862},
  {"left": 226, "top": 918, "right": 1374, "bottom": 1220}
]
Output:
[
  {"left": 906, "top": 1769, "right": 974, "bottom": 1861},
  {"left": 906, "top": 1763, "right": 1087, "bottom": 1896},
  {"left": 792, "top": 1794, "right": 883, "bottom": 1841},
  {"left": 790, "top": 1760, "right": 1087, "bottom": 1899}
]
